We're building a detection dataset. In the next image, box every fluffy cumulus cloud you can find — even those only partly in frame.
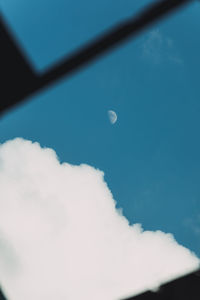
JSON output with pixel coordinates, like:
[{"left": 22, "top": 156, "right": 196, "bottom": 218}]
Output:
[{"left": 0, "top": 138, "right": 199, "bottom": 300}]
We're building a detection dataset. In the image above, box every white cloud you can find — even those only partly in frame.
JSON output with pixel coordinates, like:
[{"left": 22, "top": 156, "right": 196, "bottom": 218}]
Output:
[
  {"left": 184, "top": 216, "right": 200, "bottom": 236},
  {"left": 0, "top": 138, "right": 199, "bottom": 300},
  {"left": 142, "top": 29, "right": 183, "bottom": 65}
]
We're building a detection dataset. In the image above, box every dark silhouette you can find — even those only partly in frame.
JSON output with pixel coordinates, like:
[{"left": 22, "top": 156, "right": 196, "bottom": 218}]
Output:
[
  {"left": 0, "top": 269, "right": 199, "bottom": 300},
  {"left": 1, "top": 0, "right": 192, "bottom": 115},
  {"left": 123, "top": 269, "right": 200, "bottom": 299},
  {"left": 0, "top": 288, "right": 7, "bottom": 300},
  {"left": 0, "top": 16, "right": 40, "bottom": 115}
]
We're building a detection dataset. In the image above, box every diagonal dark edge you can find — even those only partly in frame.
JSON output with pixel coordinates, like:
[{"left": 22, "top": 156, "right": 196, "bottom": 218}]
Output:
[
  {"left": 123, "top": 268, "right": 200, "bottom": 300},
  {"left": 0, "top": 15, "right": 40, "bottom": 115},
  {"left": 40, "top": 0, "right": 192, "bottom": 87},
  {"left": 0, "top": 288, "right": 7, "bottom": 300},
  {"left": 1, "top": 0, "right": 193, "bottom": 115},
  {"left": 0, "top": 268, "right": 199, "bottom": 300}
]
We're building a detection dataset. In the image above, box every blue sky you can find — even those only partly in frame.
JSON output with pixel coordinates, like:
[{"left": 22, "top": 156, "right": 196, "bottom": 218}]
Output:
[{"left": 1, "top": 0, "right": 200, "bottom": 258}]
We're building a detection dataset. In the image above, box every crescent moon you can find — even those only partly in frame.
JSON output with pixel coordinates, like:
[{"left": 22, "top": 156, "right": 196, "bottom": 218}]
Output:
[{"left": 108, "top": 110, "right": 117, "bottom": 124}]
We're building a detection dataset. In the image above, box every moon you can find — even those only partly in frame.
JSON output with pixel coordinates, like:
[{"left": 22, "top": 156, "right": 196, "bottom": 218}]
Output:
[{"left": 108, "top": 110, "right": 117, "bottom": 125}]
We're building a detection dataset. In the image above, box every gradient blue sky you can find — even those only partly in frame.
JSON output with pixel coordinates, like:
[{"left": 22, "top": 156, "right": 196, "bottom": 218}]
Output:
[{"left": 1, "top": 0, "right": 200, "bottom": 256}]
